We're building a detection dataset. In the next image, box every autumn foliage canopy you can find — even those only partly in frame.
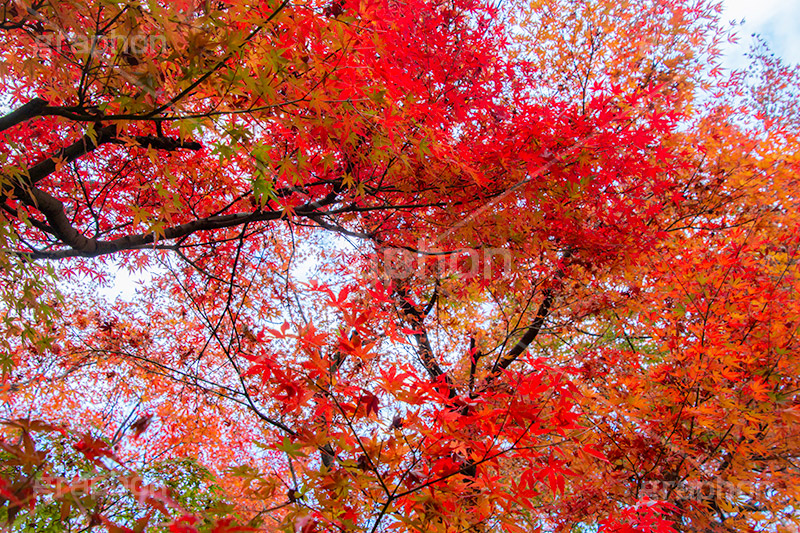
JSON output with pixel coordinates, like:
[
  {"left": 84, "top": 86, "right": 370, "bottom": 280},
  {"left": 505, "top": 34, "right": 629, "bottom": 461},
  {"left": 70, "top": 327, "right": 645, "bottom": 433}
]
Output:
[{"left": 0, "top": 0, "right": 798, "bottom": 531}]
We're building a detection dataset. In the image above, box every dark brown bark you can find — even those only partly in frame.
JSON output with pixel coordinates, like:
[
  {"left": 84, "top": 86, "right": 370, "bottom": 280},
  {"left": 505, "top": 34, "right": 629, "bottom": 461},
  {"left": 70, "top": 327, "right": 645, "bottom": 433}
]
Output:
[{"left": 0, "top": 98, "right": 48, "bottom": 132}]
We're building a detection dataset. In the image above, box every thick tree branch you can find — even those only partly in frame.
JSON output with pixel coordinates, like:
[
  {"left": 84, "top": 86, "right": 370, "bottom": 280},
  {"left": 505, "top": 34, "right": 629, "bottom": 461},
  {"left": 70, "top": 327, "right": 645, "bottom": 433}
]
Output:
[
  {"left": 5, "top": 119, "right": 200, "bottom": 190},
  {"left": 395, "top": 284, "right": 452, "bottom": 389},
  {"left": 110, "top": 135, "right": 202, "bottom": 152},
  {"left": 0, "top": 98, "right": 48, "bottom": 132},
  {"left": 22, "top": 127, "right": 202, "bottom": 186},
  {"left": 468, "top": 337, "right": 482, "bottom": 393},
  {"left": 17, "top": 208, "right": 283, "bottom": 258},
  {"left": 491, "top": 250, "right": 572, "bottom": 374},
  {"left": 491, "top": 288, "right": 555, "bottom": 373},
  {"left": 25, "top": 125, "right": 118, "bottom": 185},
  {"left": 14, "top": 188, "right": 342, "bottom": 259}
]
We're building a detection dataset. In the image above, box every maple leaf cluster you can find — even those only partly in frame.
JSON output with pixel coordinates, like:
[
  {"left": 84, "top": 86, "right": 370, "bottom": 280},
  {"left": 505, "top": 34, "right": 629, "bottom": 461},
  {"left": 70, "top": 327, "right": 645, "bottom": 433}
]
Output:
[{"left": 0, "top": 0, "right": 798, "bottom": 531}]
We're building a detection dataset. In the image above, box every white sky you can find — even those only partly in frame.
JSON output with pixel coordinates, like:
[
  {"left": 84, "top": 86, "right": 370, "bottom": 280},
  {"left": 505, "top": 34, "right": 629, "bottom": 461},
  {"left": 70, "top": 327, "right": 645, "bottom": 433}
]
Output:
[{"left": 721, "top": 0, "right": 800, "bottom": 68}]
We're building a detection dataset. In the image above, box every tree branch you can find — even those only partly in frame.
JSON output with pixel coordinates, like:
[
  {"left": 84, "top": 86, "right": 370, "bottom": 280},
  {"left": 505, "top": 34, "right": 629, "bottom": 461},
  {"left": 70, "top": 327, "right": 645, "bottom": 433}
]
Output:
[
  {"left": 0, "top": 98, "right": 48, "bottom": 132},
  {"left": 491, "top": 250, "right": 572, "bottom": 374},
  {"left": 5, "top": 120, "right": 200, "bottom": 191},
  {"left": 395, "top": 284, "right": 452, "bottom": 389},
  {"left": 16, "top": 209, "right": 283, "bottom": 258},
  {"left": 24, "top": 125, "right": 118, "bottom": 185},
  {"left": 491, "top": 288, "right": 555, "bottom": 373},
  {"left": 14, "top": 187, "right": 343, "bottom": 259}
]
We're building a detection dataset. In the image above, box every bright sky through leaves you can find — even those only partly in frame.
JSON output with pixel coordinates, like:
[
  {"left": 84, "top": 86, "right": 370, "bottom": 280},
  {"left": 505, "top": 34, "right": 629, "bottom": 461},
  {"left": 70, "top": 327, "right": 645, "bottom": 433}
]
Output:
[{"left": 722, "top": 0, "right": 800, "bottom": 67}]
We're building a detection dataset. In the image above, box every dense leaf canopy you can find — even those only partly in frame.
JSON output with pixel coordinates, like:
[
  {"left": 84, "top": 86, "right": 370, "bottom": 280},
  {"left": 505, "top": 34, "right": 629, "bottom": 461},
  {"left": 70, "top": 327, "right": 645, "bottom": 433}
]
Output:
[{"left": 0, "top": 0, "right": 798, "bottom": 531}]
